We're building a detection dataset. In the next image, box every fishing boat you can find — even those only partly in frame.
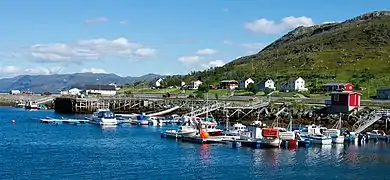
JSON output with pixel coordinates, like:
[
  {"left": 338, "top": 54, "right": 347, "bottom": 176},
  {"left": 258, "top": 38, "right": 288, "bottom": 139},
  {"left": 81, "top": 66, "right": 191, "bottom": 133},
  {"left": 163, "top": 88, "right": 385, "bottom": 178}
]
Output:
[
  {"left": 223, "top": 123, "right": 247, "bottom": 136},
  {"left": 87, "top": 109, "right": 118, "bottom": 126},
  {"left": 25, "top": 101, "right": 39, "bottom": 109},
  {"left": 299, "top": 125, "right": 332, "bottom": 145},
  {"left": 197, "top": 117, "right": 223, "bottom": 136},
  {"left": 260, "top": 128, "right": 282, "bottom": 147},
  {"left": 164, "top": 117, "right": 198, "bottom": 138},
  {"left": 323, "top": 114, "right": 345, "bottom": 144}
]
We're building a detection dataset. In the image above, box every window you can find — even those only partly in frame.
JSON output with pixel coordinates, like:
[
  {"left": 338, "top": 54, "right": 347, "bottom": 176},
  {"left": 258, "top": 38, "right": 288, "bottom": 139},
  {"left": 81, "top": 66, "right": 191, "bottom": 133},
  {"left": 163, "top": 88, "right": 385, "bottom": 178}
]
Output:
[{"left": 333, "top": 94, "right": 339, "bottom": 101}]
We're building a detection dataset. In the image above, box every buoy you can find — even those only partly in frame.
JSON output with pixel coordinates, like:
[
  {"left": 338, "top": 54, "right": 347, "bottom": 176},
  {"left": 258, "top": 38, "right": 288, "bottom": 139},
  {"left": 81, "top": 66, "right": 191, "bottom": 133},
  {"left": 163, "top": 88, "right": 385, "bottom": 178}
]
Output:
[
  {"left": 11, "top": 120, "right": 15, "bottom": 124},
  {"left": 200, "top": 130, "right": 209, "bottom": 139}
]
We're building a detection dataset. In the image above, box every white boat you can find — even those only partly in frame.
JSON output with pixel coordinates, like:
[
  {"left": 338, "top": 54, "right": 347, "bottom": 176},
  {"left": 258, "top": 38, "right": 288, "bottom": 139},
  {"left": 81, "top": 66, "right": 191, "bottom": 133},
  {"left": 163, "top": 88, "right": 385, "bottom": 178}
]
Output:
[
  {"left": 164, "top": 118, "right": 198, "bottom": 138},
  {"left": 274, "top": 127, "right": 296, "bottom": 141},
  {"left": 366, "top": 130, "right": 387, "bottom": 140},
  {"left": 224, "top": 123, "right": 247, "bottom": 136},
  {"left": 299, "top": 125, "right": 332, "bottom": 145},
  {"left": 87, "top": 109, "right": 118, "bottom": 126},
  {"left": 343, "top": 131, "right": 359, "bottom": 143},
  {"left": 324, "top": 129, "right": 345, "bottom": 144}
]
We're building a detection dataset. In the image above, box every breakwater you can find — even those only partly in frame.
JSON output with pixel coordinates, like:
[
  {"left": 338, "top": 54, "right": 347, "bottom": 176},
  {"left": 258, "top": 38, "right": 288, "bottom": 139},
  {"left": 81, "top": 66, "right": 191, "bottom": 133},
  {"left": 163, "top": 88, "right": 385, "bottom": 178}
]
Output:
[{"left": 0, "top": 94, "right": 56, "bottom": 106}]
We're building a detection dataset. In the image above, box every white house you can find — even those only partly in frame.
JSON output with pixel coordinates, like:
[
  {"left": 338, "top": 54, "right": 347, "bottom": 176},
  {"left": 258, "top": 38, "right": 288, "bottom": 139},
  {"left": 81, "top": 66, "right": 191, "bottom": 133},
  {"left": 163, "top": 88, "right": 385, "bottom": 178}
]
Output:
[
  {"left": 109, "top": 83, "right": 121, "bottom": 91},
  {"left": 239, "top": 78, "right": 255, "bottom": 89},
  {"left": 10, "top": 90, "right": 21, "bottom": 95},
  {"left": 151, "top": 78, "right": 164, "bottom": 88},
  {"left": 258, "top": 79, "right": 276, "bottom": 91},
  {"left": 280, "top": 77, "right": 308, "bottom": 92},
  {"left": 85, "top": 84, "right": 117, "bottom": 96},
  {"left": 187, "top": 80, "right": 202, "bottom": 90},
  {"left": 68, "top": 88, "right": 82, "bottom": 95}
]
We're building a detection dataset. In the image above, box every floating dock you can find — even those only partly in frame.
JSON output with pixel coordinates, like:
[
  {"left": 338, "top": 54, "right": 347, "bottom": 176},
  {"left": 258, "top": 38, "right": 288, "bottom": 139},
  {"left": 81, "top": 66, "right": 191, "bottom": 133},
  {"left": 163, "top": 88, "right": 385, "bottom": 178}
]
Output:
[
  {"left": 39, "top": 118, "right": 89, "bottom": 124},
  {"left": 180, "top": 135, "right": 239, "bottom": 144}
]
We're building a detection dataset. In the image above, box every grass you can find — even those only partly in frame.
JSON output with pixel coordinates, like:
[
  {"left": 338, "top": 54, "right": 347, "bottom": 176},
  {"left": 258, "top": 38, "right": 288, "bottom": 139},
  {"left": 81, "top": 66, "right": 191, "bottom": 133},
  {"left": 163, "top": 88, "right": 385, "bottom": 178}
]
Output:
[
  {"left": 162, "top": 12, "right": 390, "bottom": 99},
  {"left": 118, "top": 87, "right": 265, "bottom": 96}
]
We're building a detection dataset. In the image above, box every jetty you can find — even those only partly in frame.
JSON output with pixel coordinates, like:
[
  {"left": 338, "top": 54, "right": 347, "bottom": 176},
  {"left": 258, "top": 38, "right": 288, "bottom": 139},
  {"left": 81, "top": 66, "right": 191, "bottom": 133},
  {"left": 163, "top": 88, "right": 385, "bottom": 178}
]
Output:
[{"left": 39, "top": 117, "right": 89, "bottom": 124}]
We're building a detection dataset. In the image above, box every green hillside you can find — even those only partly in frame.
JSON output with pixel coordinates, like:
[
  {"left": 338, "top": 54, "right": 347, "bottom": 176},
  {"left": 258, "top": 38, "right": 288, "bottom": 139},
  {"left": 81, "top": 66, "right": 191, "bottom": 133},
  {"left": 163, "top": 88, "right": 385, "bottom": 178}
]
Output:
[{"left": 164, "top": 11, "right": 390, "bottom": 98}]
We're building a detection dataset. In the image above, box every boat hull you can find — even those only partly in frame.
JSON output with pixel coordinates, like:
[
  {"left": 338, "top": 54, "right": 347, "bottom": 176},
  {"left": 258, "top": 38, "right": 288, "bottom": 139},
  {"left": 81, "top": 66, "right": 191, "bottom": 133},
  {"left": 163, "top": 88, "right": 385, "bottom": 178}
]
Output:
[
  {"left": 165, "top": 130, "right": 197, "bottom": 139},
  {"left": 332, "top": 136, "right": 344, "bottom": 144},
  {"left": 302, "top": 136, "right": 332, "bottom": 145},
  {"left": 259, "top": 138, "right": 281, "bottom": 148},
  {"left": 207, "top": 130, "right": 223, "bottom": 136}
]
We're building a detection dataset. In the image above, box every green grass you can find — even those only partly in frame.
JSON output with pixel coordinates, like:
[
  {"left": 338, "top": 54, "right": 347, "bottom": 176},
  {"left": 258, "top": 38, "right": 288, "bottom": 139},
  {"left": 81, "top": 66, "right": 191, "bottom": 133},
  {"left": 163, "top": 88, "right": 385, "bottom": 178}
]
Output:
[{"left": 161, "top": 12, "right": 390, "bottom": 98}]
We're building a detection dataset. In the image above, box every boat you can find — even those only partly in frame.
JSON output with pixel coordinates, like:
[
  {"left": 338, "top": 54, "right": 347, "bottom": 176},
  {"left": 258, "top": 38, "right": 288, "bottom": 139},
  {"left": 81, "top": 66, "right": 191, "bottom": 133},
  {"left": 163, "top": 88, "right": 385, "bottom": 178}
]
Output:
[
  {"left": 129, "top": 114, "right": 149, "bottom": 125},
  {"left": 366, "top": 130, "right": 387, "bottom": 140},
  {"left": 260, "top": 128, "right": 282, "bottom": 147},
  {"left": 87, "top": 109, "right": 118, "bottom": 125},
  {"left": 164, "top": 117, "right": 198, "bottom": 138},
  {"left": 25, "top": 101, "right": 39, "bottom": 109},
  {"left": 323, "top": 113, "right": 344, "bottom": 144},
  {"left": 223, "top": 123, "right": 247, "bottom": 136},
  {"left": 324, "top": 129, "right": 344, "bottom": 144},
  {"left": 298, "top": 125, "right": 332, "bottom": 145},
  {"left": 197, "top": 117, "right": 223, "bottom": 136},
  {"left": 15, "top": 101, "right": 25, "bottom": 108},
  {"left": 343, "top": 131, "right": 359, "bottom": 143}
]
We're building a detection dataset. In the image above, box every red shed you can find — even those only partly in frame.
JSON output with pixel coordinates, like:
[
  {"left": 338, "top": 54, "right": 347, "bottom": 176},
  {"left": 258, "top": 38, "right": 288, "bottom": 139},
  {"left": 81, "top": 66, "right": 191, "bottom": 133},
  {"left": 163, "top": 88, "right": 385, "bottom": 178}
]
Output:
[{"left": 328, "top": 91, "right": 362, "bottom": 113}]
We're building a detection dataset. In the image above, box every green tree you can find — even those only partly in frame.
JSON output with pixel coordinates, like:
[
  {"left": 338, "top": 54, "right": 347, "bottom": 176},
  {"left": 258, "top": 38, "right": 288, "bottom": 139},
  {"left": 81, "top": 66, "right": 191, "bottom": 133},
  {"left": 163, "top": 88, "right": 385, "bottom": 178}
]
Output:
[
  {"left": 246, "top": 83, "right": 258, "bottom": 95},
  {"left": 197, "top": 84, "right": 210, "bottom": 93},
  {"left": 264, "top": 87, "right": 273, "bottom": 95}
]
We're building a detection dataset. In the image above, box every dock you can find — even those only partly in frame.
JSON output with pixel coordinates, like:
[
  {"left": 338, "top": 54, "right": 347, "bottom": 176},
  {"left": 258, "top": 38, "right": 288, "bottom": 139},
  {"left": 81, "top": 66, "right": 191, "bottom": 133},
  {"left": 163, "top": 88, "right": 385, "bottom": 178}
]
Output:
[
  {"left": 179, "top": 135, "right": 240, "bottom": 144},
  {"left": 39, "top": 118, "right": 89, "bottom": 124}
]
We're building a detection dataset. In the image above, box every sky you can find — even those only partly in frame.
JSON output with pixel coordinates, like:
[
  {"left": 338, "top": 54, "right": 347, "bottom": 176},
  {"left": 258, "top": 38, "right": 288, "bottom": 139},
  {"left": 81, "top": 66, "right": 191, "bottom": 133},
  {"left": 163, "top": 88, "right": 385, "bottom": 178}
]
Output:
[{"left": 0, "top": 0, "right": 388, "bottom": 78}]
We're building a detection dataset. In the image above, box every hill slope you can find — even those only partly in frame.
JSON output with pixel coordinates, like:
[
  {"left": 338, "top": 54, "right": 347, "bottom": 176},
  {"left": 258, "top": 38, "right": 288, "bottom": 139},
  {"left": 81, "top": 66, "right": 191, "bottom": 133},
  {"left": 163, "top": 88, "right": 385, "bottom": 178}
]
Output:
[
  {"left": 168, "top": 11, "right": 390, "bottom": 97},
  {"left": 0, "top": 73, "right": 162, "bottom": 93}
]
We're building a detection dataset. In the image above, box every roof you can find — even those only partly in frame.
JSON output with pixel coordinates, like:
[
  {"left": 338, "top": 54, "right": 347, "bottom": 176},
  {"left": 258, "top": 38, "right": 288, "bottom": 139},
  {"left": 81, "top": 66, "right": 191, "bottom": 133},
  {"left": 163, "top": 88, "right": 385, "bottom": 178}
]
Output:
[
  {"left": 259, "top": 79, "right": 274, "bottom": 84},
  {"left": 324, "top": 82, "right": 349, "bottom": 86},
  {"left": 220, "top": 80, "right": 238, "bottom": 83},
  {"left": 331, "top": 91, "right": 362, "bottom": 95},
  {"left": 377, "top": 88, "right": 390, "bottom": 91},
  {"left": 85, "top": 84, "right": 116, "bottom": 91}
]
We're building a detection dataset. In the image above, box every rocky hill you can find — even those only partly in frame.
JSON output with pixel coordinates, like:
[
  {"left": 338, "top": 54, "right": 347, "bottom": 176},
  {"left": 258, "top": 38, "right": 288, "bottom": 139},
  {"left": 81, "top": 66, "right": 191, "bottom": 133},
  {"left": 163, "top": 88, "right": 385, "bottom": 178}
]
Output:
[
  {"left": 167, "top": 11, "right": 390, "bottom": 97},
  {"left": 0, "top": 73, "right": 162, "bottom": 93}
]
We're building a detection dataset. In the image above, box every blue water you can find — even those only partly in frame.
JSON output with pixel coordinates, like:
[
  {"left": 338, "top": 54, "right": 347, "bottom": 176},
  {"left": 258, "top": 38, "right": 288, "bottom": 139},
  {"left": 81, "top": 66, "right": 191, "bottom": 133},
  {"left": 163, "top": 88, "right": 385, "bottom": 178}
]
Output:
[{"left": 1, "top": 107, "right": 390, "bottom": 179}]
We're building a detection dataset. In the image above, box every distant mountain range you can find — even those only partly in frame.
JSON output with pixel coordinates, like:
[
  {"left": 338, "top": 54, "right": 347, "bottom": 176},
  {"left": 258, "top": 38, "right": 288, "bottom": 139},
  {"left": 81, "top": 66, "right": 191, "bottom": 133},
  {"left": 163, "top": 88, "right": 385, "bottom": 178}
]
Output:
[{"left": 0, "top": 73, "right": 163, "bottom": 93}]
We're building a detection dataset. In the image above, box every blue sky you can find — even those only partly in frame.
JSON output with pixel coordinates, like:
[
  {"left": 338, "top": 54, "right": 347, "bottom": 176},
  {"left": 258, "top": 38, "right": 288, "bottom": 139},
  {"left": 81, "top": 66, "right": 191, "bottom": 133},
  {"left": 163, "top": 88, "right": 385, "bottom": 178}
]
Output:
[{"left": 0, "top": 0, "right": 388, "bottom": 77}]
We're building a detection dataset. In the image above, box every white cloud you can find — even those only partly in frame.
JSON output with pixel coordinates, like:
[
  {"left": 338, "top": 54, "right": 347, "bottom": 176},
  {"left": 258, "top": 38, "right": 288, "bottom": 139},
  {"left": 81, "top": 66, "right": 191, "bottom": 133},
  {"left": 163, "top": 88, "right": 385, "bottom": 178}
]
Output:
[
  {"left": 134, "top": 48, "right": 157, "bottom": 58},
  {"left": 119, "top": 20, "right": 128, "bottom": 24},
  {"left": 196, "top": 48, "right": 216, "bottom": 55},
  {"left": 85, "top": 17, "right": 109, "bottom": 24},
  {"left": 223, "top": 40, "right": 233, "bottom": 45},
  {"left": 244, "top": 16, "right": 314, "bottom": 34},
  {"left": 239, "top": 43, "right": 265, "bottom": 50},
  {"left": 201, "top": 60, "right": 225, "bottom": 69},
  {"left": 0, "top": 66, "right": 63, "bottom": 77},
  {"left": 81, "top": 68, "right": 107, "bottom": 74},
  {"left": 178, "top": 56, "right": 201, "bottom": 63},
  {"left": 27, "top": 37, "right": 156, "bottom": 63}
]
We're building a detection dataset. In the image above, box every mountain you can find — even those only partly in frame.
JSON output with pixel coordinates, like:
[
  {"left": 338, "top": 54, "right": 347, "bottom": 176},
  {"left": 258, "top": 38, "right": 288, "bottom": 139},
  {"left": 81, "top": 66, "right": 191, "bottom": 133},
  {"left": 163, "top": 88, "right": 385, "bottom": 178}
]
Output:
[
  {"left": 0, "top": 73, "right": 163, "bottom": 92},
  {"left": 170, "top": 11, "right": 390, "bottom": 96}
]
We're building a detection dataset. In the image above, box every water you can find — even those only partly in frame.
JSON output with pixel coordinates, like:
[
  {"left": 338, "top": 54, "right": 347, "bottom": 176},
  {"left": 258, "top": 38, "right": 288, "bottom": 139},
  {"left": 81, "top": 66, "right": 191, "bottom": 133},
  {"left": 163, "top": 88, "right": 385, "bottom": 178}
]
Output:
[{"left": 1, "top": 107, "right": 390, "bottom": 179}]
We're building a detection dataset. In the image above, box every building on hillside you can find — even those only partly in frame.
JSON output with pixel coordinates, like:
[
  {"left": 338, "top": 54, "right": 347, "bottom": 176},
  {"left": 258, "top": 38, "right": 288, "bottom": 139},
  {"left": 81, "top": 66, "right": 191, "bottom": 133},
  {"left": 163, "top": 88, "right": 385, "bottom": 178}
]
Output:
[
  {"left": 326, "top": 91, "right": 362, "bottom": 113},
  {"left": 239, "top": 78, "right": 255, "bottom": 89},
  {"left": 10, "top": 90, "right": 21, "bottom": 95},
  {"left": 151, "top": 78, "right": 164, "bottom": 89},
  {"left": 85, "top": 84, "right": 117, "bottom": 96},
  {"left": 61, "top": 88, "right": 82, "bottom": 96},
  {"left": 109, "top": 83, "right": 121, "bottom": 90},
  {"left": 258, "top": 79, "right": 276, "bottom": 91},
  {"left": 323, "top": 83, "right": 354, "bottom": 92},
  {"left": 187, "top": 80, "right": 202, "bottom": 90},
  {"left": 219, "top": 80, "right": 239, "bottom": 89},
  {"left": 280, "top": 77, "right": 307, "bottom": 92},
  {"left": 376, "top": 88, "right": 390, "bottom": 99}
]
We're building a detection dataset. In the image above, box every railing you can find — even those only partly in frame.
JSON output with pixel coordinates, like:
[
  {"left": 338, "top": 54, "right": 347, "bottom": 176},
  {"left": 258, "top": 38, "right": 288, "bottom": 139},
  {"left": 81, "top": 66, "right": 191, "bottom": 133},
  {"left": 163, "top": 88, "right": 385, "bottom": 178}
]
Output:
[
  {"left": 375, "top": 109, "right": 390, "bottom": 116},
  {"left": 353, "top": 111, "right": 384, "bottom": 133}
]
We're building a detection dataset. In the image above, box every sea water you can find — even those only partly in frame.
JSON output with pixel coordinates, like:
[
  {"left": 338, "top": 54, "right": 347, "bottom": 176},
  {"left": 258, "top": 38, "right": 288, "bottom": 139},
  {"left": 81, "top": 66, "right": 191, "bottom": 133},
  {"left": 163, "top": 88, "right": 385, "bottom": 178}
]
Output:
[{"left": 0, "top": 107, "right": 390, "bottom": 179}]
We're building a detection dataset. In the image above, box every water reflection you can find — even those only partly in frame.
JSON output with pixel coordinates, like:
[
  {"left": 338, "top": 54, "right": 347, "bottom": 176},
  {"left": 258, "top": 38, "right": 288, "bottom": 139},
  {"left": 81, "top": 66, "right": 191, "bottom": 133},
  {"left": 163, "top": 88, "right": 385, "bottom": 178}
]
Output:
[{"left": 101, "top": 125, "right": 118, "bottom": 131}]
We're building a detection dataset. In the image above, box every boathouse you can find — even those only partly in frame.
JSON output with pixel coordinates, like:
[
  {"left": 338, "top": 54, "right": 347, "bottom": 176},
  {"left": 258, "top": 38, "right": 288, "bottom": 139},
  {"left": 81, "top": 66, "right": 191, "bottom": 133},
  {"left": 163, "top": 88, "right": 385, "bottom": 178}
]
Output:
[{"left": 327, "top": 91, "right": 362, "bottom": 113}]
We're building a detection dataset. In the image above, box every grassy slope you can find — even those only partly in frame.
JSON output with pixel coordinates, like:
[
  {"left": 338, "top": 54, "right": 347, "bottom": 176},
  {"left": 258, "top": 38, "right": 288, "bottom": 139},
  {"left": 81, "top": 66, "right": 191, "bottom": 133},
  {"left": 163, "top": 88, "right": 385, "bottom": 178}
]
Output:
[{"left": 166, "top": 12, "right": 390, "bottom": 99}]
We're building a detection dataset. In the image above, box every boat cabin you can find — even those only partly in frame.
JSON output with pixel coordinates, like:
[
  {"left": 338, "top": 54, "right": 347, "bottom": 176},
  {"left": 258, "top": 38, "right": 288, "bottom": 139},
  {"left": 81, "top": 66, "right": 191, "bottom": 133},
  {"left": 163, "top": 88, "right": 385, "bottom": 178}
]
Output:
[
  {"left": 232, "top": 123, "right": 247, "bottom": 131},
  {"left": 97, "top": 111, "right": 115, "bottom": 119},
  {"left": 300, "top": 125, "right": 327, "bottom": 136}
]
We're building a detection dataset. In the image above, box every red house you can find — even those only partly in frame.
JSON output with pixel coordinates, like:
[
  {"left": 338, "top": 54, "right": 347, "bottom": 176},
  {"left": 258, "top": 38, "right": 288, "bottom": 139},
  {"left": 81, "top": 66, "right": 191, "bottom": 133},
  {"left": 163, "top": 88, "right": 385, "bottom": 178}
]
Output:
[
  {"left": 323, "top": 83, "right": 354, "bottom": 92},
  {"left": 328, "top": 91, "right": 362, "bottom": 113}
]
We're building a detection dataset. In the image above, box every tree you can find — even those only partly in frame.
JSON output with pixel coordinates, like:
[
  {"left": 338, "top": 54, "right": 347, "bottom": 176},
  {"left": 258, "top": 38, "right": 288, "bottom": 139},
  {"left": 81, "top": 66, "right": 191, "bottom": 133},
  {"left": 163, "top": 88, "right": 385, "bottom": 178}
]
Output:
[
  {"left": 246, "top": 83, "right": 258, "bottom": 95},
  {"left": 264, "top": 87, "right": 273, "bottom": 95},
  {"left": 197, "top": 84, "right": 210, "bottom": 93}
]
